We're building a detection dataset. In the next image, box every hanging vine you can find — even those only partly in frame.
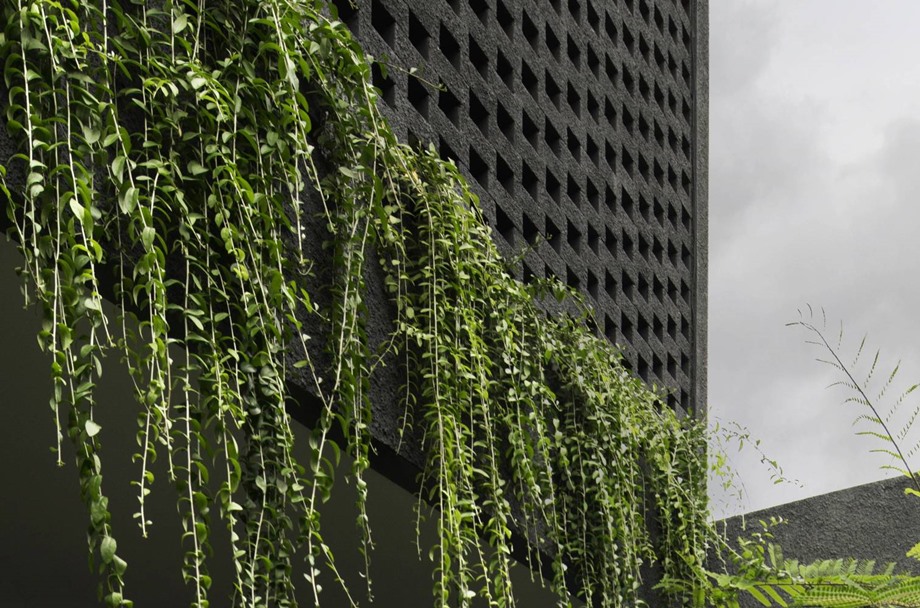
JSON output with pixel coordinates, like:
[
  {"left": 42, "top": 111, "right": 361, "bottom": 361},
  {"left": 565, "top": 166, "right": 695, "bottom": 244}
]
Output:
[{"left": 0, "top": 0, "right": 714, "bottom": 606}]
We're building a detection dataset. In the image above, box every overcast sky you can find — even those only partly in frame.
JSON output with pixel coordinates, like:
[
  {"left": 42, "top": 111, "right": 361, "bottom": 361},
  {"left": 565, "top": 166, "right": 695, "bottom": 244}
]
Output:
[{"left": 708, "top": 1, "right": 920, "bottom": 518}]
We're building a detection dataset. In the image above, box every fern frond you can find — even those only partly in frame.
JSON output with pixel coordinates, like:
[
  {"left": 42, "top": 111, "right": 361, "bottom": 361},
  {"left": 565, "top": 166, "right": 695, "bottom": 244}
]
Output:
[
  {"left": 877, "top": 361, "right": 901, "bottom": 402},
  {"left": 864, "top": 349, "right": 881, "bottom": 387},
  {"left": 852, "top": 334, "right": 867, "bottom": 368},
  {"left": 855, "top": 430, "right": 896, "bottom": 443}
]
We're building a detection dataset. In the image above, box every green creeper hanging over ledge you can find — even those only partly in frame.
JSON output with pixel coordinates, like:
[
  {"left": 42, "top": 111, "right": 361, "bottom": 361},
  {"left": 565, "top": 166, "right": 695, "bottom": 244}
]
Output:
[{"left": 0, "top": 0, "right": 712, "bottom": 606}]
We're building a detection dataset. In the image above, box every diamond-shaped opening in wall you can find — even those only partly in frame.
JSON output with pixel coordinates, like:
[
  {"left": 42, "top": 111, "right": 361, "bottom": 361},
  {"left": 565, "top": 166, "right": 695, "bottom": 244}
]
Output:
[
  {"left": 638, "top": 194, "right": 650, "bottom": 221},
  {"left": 496, "top": 0, "right": 514, "bottom": 37},
  {"left": 438, "top": 136, "right": 459, "bottom": 165},
  {"left": 653, "top": 198, "right": 665, "bottom": 225},
  {"left": 605, "top": 271, "right": 617, "bottom": 300},
  {"left": 545, "top": 69, "right": 561, "bottom": 109},
  {"left": 545, "top": 121, "right": 561, "bottom": 157},
  {"left": 605, "top": 226, "right": 617, "bottom": 257},
  {"left": 681, "top": 315, "right": 691, "bottom": 341},
  {"left": 566, "top": 173, "right": 581, "bottom": 204},
  {"left": 568, "top": 0, "right": 581, "bottom": 21},
  {"left": 496, "top": 101, "right": 515, "bottom": 143},
  {"left": 604, "top": 185, "right": 616, "bottom": 214},
  {"left": 604, "top": 97, "right": 617, "bottom": 125},
  {"left": 653, "top": 237, "right": 664, "bottom": 264},
  {"left": 605, "top": 55, "right": 619, "bottom": 86},
  {"left": 566, "top": 267, "right": 580, "bottom": 291},
  {"left": 623, "top": 65, "right": 635, "bottom": 94},
  {"left": 469, "top": 35, "right": 488, "bottom": 77},
  {"left": 638, "top": 114, "right": 650, "bottom": 140},
  {"left": 622, "top": 106, "right": 634, "bottom": 133},
  {"left": 567, "top": 34, "right": 581, "bottom": 69},
  {"left": 545, "top": 216, "right": 562, "bottom": 253},
  {"left": 496, "top": 154, "right": 514, "bottom": 195},
  {"left": 495, "top": 204, "right": 515, "bottom": 246},
  {"left": 639, "top": 33, "right": 650, "bottom": 62},
  {"left": 621, "top": 312, "right": 634, "bottom": 341},
  {"left": 638, "top": 153, "right": 649, "bottom": 182},
  {"left": 587, "top": 46, "right": 600, "bottom": 78},
  {"left": 622, "top": 231, "right": 634, "bottom": 259},
  {"left": 604, "top": 140, "right": 617, "bottom": 170},
  {"left": 653, "top": 276, "right": 664, "bottom": 301},
  {"left": 637, "top": 356, "right": 649, "bottom": 381},
  {"left": 497, "top": 49, "right": 515, "bottom": 89},
  {"left": 587, "top": 270, "right": 599, "bottom": 299},
  {"left": 522, "top": 161, "right": 539, "bottom": 201},
  {"left": 521, "top": 60, "right": 538, "bottom": 100},
  {"left": 470, "top": 0, "right": 489, "bottom": 25},
  {"left": 587, "top": 3, "right": 599, "bottom": 33},
  {"left": 653, "top": 354, "right": 663, "bottom": 378},
  {"left": 468, "top": 146, "right": 489, "bottom": 187},
  {"left": 623, "top": 25, "right": 635, "bottom": 54},
  {"left": 371, "top": 63, "right": 395, "bottom": 105},
  {"left": 522, "top": 111, "right": 539, "bottom": 150},
  {"left": 588, "top": 224, "right": 600, "bottom": 255},
  {"left": 638, "top": 235, "right": 649, "bottom": 261},
  {"left": 546, "top": 170, "right": 561, "bottom": 205},
  {"left": 636, "top": 314, "right": 648, "bottom": 342},
  {"left": 622, "top": 273, "right": 635, "bottom": 301},
  {"left": 567, "top": 82, "right": 581, "bottom": 118},
  {"left": 440, "top": 24, "right": 461, "bottom": 68},
  {"left": 604, "top": 315, "right": 617, "bottom": 342},
  {"left": 653, "top": 5, "right": 664, "bottom": 33},
  {"left": 438, "top": 86, "right": 461, "bottom": 124},
  {"left": 330, "top": 0, "right": 358, "bottom": 32},
  {"left": 567, "top": 218, "right": 582, "bottom": 253},
  {"left": 567, "top": 128, "right": 581, "bottom": 161},
  {"left": 605, "top": 13, "right": 618, "bottom": 44},
  {"left": 371, "top": 0, "right": 396, "bottom": 46},
  {"left": 522, "top": 261, "right": 537, "bottom": 284},
  {"left": 654, "top": 316, "right": 664, "bottom": 341},
  {"left": 523, "top": 213, "right": 540, "bottom": 246},
  {"left": 408, "top": 76, "right": 430, "bottom": 118},
  {"left": 638, "top": 74, "right": 650, "bottom": 102},
  {"left": 409, "top": 12, "right": 430, "bottom": 58},
  {"left": 545, "top": 24, "right": 561, "bottom": 60},
  {"left": 469, "top": 91, "right": 489, "bottom": 136},
  {"left": 522, "top": 11, "right": 540, "bottom": 49},
  {"left": 586, "top": 180, "right": 600, "bottom": 211},
  {"left": 638, "top": 274, "right": 649, "bottom": 301},
  {"left": 621, "top": 147, "right": 634, "bottom": 176},
  {"left": 654, "top": 43, "right": 666, "bottom": 72}
]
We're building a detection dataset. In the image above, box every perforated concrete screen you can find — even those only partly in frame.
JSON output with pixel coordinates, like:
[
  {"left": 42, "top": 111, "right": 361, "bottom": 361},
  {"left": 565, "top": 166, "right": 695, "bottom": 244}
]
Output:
[{"left": 331, "top": 0, "right": 707, "bottom": 414}]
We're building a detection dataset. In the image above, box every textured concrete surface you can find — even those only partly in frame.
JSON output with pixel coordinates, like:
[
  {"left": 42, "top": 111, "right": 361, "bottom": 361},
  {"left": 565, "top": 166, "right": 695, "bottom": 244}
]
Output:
[{"left": 722, "top": 476, "right": 920, "bottom": 606}]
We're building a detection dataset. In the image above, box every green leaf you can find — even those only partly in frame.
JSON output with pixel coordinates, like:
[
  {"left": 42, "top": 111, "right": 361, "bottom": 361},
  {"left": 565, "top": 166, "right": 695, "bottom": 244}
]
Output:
[
  {"left": 82, "top": 124, "right": 100, "bottom": 144},
  {"left": 85, "top": 420, "right": 102, "bottom": 437},
  {"left": 187, "top": 161, "right": 207, "bottom": 176},
  {"left": 172, "top": 13, "right": 188, "bottom": 34},
  {"left": 119, "top": 186, "right": 138, "bottom": 214},
  {"left": 100, "top": 535, "right": 117, "bottom": 563}
]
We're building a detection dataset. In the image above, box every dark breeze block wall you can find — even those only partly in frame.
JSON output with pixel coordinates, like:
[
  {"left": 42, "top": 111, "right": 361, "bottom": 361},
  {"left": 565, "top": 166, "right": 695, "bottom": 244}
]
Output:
[
  {"left": 332, "top": 0, "right": 708, "bottom": 416},
  {"left": 721, "top": 477, "right": 920, "bottom": 607}
]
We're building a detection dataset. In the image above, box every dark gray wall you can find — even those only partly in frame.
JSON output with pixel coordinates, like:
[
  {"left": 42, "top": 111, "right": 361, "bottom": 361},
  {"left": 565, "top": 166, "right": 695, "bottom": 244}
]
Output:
[
  {"left": 333, "top": 0, "right": 708, "bottom": 416},
  {"left": 722, "top": 476, "right": 920, "bottom": 606}
]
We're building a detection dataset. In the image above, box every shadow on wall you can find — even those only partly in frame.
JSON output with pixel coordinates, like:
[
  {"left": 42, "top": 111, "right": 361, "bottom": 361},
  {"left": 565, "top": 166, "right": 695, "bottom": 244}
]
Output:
[{"left": 0, "top": 237, "right": 563, "bottom": 607}]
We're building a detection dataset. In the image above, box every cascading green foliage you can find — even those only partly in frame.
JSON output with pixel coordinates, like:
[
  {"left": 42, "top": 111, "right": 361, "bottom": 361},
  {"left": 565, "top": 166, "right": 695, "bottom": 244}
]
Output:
[{"left": 0, "top": 0, "right": 713, "bottom": 606}]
